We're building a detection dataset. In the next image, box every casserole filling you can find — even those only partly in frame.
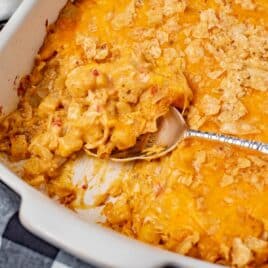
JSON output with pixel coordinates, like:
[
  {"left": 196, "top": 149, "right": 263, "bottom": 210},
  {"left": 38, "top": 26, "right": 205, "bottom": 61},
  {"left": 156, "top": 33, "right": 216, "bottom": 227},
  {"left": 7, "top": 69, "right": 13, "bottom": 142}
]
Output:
[{"left": 0, "top": 0, "right": 268, "bottom": 267}]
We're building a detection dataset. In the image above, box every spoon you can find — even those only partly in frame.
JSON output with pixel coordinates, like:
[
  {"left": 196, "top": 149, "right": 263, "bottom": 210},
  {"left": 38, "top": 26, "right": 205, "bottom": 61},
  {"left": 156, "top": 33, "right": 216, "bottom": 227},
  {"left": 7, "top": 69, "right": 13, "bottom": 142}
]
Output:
[{"left": 87, "top": 107, "right": 268, "bottom": 162}]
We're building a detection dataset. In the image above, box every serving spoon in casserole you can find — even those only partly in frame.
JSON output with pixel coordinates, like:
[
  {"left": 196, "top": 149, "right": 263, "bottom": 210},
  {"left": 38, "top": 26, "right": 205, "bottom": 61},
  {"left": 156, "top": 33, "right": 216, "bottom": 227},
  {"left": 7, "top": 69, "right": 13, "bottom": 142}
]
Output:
[{"left": 86, "top": 107, "right": 268, "bottom": 162}]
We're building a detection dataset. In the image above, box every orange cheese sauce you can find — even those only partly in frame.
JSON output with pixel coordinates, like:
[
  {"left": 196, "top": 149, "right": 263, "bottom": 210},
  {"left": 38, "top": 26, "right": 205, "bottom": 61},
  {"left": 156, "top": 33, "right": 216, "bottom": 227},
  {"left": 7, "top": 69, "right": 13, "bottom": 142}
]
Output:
[{"left": 0, "top": 0, "right": 268, "bottom": 267}]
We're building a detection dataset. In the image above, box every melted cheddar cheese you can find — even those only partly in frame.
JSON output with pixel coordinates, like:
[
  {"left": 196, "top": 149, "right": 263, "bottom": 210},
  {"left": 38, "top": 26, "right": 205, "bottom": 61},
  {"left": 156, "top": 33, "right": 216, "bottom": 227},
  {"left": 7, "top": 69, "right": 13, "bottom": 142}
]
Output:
[{"left": 0, "top": 0, "right": 268, "bottom": 267}]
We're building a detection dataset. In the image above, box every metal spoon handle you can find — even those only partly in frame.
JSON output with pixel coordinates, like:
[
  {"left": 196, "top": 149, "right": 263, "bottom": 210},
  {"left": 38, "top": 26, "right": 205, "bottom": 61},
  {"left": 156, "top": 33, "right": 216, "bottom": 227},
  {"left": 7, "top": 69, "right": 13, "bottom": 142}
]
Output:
[{"left": 185, "top": 129, "right": 268, "bottom": 155}]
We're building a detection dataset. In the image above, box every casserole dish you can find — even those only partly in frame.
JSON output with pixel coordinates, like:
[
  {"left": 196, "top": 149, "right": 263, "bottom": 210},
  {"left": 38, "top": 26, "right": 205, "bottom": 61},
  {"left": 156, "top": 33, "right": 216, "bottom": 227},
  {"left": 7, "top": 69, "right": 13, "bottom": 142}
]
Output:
[
  {"left": 0, "top": 1, "right": 221, "bottom": 267},
  {"left": 1, "top": 0, "right": 268, "bottom": 267}
]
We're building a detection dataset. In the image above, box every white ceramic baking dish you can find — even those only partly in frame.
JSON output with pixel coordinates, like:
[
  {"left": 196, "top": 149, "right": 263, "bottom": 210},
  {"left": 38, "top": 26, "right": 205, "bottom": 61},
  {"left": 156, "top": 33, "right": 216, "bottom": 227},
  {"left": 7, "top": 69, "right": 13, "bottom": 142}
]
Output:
[{"left": 0, "top": 1, "right": 223, "bottom": 267}]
